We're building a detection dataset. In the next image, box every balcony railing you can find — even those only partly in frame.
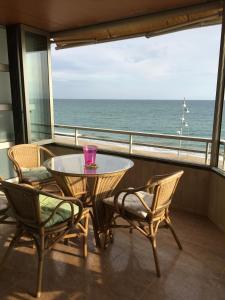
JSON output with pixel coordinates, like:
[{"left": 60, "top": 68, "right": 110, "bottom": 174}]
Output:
[
  {"left": 54, "top": 124, "right": 219, "bottom": 165},
  {"left": 28, "top": 122, "right": 225, "bottom": 167}
]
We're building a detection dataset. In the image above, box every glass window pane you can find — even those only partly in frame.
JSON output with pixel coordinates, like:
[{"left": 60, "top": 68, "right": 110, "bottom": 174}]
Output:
[
  {"left": 0, "top": 27, "right": 9, "bottom": 64},
  {"left": 0, "top": 111, "right": 14, "bottom": 142},
  {"left": 219, "top": 94, "right": 225, "bottom": 170},
  {"left": 0, "top": 148, "right": 15, "bottom": 179},
  {"left": 25, "top": 31, "right": 52, "bottom": 142},
  {"left": 0, "top": 72, "right": 12, "bottom": 104}
]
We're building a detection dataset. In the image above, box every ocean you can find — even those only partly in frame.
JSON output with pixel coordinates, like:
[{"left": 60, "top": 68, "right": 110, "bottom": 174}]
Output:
[{"left": 54, "top": 99, "right": 219, "bottom": 150}]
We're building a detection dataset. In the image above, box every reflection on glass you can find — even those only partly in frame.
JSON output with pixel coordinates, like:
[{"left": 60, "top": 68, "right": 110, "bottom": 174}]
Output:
[
  {"left": 44, "top": 154, "right": 134, "bottom": 175},
  {"left": 84, "top": 166, "right": 97, "bottom": 175},
  {"left": 0, "top": 149, "right": 15, "bottom": 179},
  {"left": 0, "top": 111, "right": 14, "bottom": 142},
  {"left": 0, "top": 72, "right": 12, "bottom": 104},
  {"left": 0, "top": 27, "right": 9, "bottom": 64},
  {"left": 25, "top": 31, "right": 52, "bottom": 142}
]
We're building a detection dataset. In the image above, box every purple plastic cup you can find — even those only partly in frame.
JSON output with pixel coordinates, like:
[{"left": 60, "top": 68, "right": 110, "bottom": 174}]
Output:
[{"left": 83, "top": 145, "right": 97, "bottom": 166}]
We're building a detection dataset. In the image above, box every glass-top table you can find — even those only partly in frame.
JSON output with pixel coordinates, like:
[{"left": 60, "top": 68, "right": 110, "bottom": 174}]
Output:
[
  {"left": 44, "top": 153, "right": 134, "bottom": 247},
  {"left": 44, "top": 153, "right": 134, "bottom": 176}
]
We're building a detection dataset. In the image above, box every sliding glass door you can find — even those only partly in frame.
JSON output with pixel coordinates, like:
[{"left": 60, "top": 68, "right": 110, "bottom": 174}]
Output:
[
  {"left": 22, "top": 26, "right": 54, "bottom": 144},
  {"left": 0, "top": 25, "right": 15, "bottom": 178}
]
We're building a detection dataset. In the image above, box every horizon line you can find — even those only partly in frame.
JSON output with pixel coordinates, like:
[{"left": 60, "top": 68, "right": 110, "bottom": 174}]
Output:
[{"left": 54, "top": 98, "right": 215, "bottom": 101}]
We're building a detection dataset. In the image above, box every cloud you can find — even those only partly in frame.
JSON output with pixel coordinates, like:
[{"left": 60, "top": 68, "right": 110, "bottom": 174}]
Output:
[{"left": 52, "top": 25, "right": 221, "bottom": 100}]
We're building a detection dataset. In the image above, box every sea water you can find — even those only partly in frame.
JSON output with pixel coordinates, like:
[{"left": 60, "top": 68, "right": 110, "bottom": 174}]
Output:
[{"left": 54, "top": 99, "right": 221, "bottom": 149}]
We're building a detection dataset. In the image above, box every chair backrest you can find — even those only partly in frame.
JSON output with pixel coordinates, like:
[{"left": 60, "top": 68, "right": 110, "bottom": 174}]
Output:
[
  {"left": 1, "top": 181, "right": 41, "bottom": 227},
  {"left": 8, "top": 144, "right": 41, "bottom": 168},
  {"left": 8, "top": 144, "right": 54, "bottom": 169},
  {"left": 151, "top": 171, "right": 184, "bottom": 215}
]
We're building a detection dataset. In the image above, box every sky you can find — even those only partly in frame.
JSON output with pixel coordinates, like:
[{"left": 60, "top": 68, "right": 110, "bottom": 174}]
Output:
[{"left": 51, "top": 25, "right": 221, "bottom": 100}]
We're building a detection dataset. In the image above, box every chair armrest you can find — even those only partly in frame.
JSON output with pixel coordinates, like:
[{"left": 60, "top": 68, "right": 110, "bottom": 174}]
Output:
[
  {"left": 114, "top": 183, "right": 156, "bottom": 196},
  {"left": 39, "top": 189, "right": 83, "bottom": 202},
  {"left": 113, "top": 188, "right": 152, "bottom": 217},
  {"left": 19, "top": 183, "right": 35, "bottom": 189},
  {"left": 40, "top": 197, "right": 83, "bottom": 228},
  {"left": 40, "top": 146, "right": 55, "bottom": 158},
  {"left": 37, "top": 190, "right": 83, "bottom": 226}
]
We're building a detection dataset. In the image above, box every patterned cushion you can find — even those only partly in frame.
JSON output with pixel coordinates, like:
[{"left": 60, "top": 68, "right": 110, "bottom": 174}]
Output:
[
  {"left": 21, "top": 166, "right": 53, "bottom": 183},
  {"left": 39, "top": 195, "right": 80, "bottom": 228},
  {"left": 103, "top": 191, "right": 154, "bottom": 219}
]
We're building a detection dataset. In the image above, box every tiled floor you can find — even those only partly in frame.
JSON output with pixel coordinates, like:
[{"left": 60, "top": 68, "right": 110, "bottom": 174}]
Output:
[{"left": 0, "top": 210, "right": 225, "bottom": 300}]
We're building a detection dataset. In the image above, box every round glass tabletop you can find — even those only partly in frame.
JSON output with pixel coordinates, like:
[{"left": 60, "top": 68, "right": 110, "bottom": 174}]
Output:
[{"left": 44, "top": 154, "right": 134, "bottom": 176}]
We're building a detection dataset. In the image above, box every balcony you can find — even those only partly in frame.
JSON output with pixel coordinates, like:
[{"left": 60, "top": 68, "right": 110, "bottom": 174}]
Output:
[{"left": 0, "top": 1, "right": 225, "bottom": 299}]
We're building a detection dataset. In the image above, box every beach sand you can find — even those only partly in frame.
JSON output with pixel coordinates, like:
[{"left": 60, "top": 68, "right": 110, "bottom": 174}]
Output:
[{"left": 54, "top": 135, "right": 212, "bottom": 165}]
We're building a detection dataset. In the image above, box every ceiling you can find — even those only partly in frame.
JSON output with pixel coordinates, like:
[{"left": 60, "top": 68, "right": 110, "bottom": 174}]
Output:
[
  {"left": 0, "top": 0, "right": 222, "bottom": 48},
  {"left": 0, "top": 0, "right": 221, "bottom": 32}
]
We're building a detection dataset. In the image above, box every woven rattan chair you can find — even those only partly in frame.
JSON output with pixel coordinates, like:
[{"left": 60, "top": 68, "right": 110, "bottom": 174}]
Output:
[
  {"left": 103, "top": 170, "right": 184, "bottom": 277},
  {"left": 0, "top": 181, "right": 89, "bottom": 298},
  {"left": 8, "top": 144, "right": 57, "bottom": 190}
]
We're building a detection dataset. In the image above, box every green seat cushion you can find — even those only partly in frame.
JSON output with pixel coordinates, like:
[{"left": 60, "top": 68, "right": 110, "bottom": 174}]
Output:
[
  {"left": 39, "top": 194, "right": 80, "bottom": 228},
  {"left": 21, "top": 166, "right": 53, "bottom": 183}
]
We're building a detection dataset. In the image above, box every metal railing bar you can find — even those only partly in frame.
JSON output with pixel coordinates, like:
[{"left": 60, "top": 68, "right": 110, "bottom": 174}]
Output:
[
  {"left": 133, "top": 141, "right": 206, "bottom": 154},
  {"left": 75, "top": 128, "right": 78, "bottom": 146},
  {"left": 223, "top": 144, "right": 225, "bottom": 168},
  {"left": 30, "top": 123, "right": 225, "bottom": 167},
  {"left": 55, "top": 132, "right": 207, "bottom": 154},
  {"left": 55, "top": 124, "right": 211, "bottom": 143},
  {"left": 205, "top": 142, "right": 209, "bottom": 164},
  {"left": 220, "top": 139, "right": 225, "bottom": 145},
  {"left": 55, "top": 132, "right": 75, "bottom": 137},
  {"left": 129, "top": 134, "right": 133, "bottom": 154},
  {"left": 81, "top": 134, "right": 207, "bottom": 153}
]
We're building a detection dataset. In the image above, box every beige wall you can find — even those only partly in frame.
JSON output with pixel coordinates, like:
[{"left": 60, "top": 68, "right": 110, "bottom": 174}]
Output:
[
  {"left": 208, "top": 172, "right": 225, "bottom": 233},
  {"left": 116, "top": 157, "right": 211, "bottom": 216}
]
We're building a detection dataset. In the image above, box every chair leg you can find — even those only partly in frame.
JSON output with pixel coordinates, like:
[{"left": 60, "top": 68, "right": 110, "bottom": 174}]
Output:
[
  {"left": 89, "top": 210, "right": 101, "bottom": 247},
  {"left": 102, "top": 207, "right": 115, "bottom": 248},
  {"left": 103, "top": 227, "right": 114, "bottom": 249},
  {"left": 150, "top": 237, "right": 161, "bottom": 277},
  {"left": 0, "top": 227, "right": 23, "bottom": 268},
  {"left": 36, "top": 235, "right": 45, "bottom": 298},
  {"left": 82, "top": 213, "right": 89, "bottom": 258},
  {"left": 165, "top": 219, "right": 182, "bottom": 250}
]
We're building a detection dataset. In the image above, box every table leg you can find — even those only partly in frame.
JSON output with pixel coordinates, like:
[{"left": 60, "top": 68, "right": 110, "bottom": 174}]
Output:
[{"left": 89, "top": 205, "right": 101, "bottom": 247}]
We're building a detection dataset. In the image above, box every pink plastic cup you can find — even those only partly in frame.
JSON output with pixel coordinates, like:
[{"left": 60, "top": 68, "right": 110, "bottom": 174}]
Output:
[{"left": 83, "top": 145, "right": 97, "bottom": 166}]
